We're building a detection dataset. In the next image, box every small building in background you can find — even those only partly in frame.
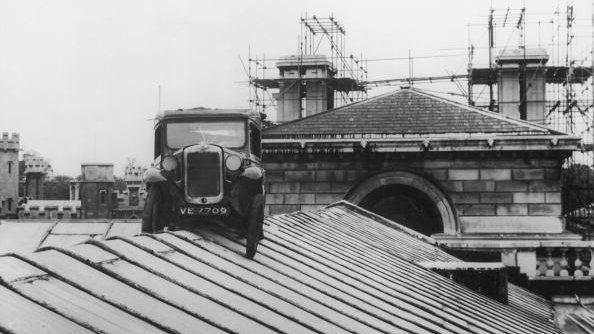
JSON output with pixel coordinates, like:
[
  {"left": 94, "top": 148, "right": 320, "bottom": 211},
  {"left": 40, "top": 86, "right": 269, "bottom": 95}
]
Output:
[
  {"left": 22, "top": 152, "right": 53, "bottom": 200},
  {"left": 113, "top": 160, "right": 147, "bottom": 219},
  {"left": 78, "top": 163, "right": 115, "bottom": 219},
  {"left": 0, "top": 132, "right": 20, "bottom": 218}
]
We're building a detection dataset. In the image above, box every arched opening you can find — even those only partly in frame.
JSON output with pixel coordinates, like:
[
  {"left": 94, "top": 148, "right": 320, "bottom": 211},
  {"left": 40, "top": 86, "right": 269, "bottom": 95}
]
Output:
[
  {"left": 345, "top": 170, "right": 458, "bottom": 235},
  {"left": 358, "top": 184, "right": 443, "bottom": 236}
]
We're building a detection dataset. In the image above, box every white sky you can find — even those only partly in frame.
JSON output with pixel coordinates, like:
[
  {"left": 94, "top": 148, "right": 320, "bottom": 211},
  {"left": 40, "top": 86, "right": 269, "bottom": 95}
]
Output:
[{"left": 0, "top": 0, "right": 591, "bottom": 176}]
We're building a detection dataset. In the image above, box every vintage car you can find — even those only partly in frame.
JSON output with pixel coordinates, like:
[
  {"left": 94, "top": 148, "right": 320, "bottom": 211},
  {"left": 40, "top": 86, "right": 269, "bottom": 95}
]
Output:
[{"left": 142, "top": 108, "right": 265, "bottom": 258}]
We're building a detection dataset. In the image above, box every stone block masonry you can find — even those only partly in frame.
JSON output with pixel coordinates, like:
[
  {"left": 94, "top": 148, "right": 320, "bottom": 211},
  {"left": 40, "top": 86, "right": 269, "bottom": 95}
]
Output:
[
  {"left": 263, "top": 153, "right": 564, "bottom": 234},
  {"left": 0, "top": 133, "right": 20, "bottom": 217}
]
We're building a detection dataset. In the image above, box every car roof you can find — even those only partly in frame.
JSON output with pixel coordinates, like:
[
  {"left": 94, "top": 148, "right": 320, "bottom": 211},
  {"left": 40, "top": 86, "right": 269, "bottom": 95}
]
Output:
[{"left": 156, "top": 108, "right": 261, "bottom": 123}]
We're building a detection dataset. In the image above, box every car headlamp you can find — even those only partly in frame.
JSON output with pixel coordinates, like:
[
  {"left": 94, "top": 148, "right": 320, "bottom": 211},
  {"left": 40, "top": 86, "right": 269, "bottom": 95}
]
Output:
[
  {"left": 225, "top": 155, "right": 242, "bottom": 171},
  {"left": 161, "top": 155, "right": 178, "bottom": 172}
]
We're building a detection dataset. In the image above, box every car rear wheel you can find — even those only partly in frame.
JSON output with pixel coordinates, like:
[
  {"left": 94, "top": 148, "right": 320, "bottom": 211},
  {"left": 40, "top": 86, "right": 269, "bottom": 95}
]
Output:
[
  {"left": 245, "top": 193, "right": 264, "bottom": 259},
  {"left": 142, "top": 185, "right": 165, "bottom": 233}
]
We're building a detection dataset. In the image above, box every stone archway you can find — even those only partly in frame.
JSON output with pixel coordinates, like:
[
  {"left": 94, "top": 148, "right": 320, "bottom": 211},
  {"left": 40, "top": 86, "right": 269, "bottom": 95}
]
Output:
[{"left": 344, "top": 170, "right": 458, "bottom": 235}]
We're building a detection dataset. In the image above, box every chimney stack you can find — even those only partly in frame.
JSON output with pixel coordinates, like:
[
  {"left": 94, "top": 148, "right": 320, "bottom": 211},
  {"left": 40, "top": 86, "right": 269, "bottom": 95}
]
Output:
[{"left": 496, "top": 48, "right": 549, "bottom": 124}]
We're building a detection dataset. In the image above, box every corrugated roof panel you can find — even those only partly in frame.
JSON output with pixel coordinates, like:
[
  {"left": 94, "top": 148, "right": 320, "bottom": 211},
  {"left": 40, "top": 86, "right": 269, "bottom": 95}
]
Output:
[
  {"left": 151, "top": 233, "right": 433, "bottom": 334},
  {"left": 73, "top": 240, "right": 283, "bottom": 334},
  {"left": 190, "top": 230, "right": 467, "bottom": 334},
  {"left": 24, "top": 249, "right": 227, "bottom": 334},
  {"left": 135, "top": 234, "right": 368, "bottom": 334},
  {"left": 105, "top": 222, "right": 141, "bottom": 238},
  {"left": 0, "top": 202, "right": 561, "bottom": 333},
  {"left": 51, "top": 222, "right": 110, "bottom": 235},
  {"left": 264, "top": 209, "right": 558, "bottom": 334},
  {"left": 0, "top": 221, "right": 54, "bottom": 254},
  {"left": 98, "top": 237, "right": 323, "bottom": 334},
  {"left": 39, "top": 234, "right": 92, "bottom": 249},
  {"left": 0, "top": 256, "right": 165, "bottom": 334},
  {"left": 0, "top": 285, "right": 94, "bottom": 334},
  {"left": 0, "top": 255, "right": 46, "bottom": 282},
  {"left": 507, "top": 284, "right": 555, "bottom": 320}
]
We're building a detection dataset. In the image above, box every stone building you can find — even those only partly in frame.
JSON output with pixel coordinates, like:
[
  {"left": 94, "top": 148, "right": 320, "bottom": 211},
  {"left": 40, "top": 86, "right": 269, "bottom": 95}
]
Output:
[
  {"left": 113, "top": 161, "right": 147, "bottom": 218},
  {"left": 0, "top": 132, "right": 20, "bottom": 218},
  {"left": 261, "top": 87, "right": 592, "bottom": 280},
  {"left": 78, "top": 163, "right": 115, "bottom": 219},
  {"left": 22, "top": 152, "right": 53, "bottom": 200}
]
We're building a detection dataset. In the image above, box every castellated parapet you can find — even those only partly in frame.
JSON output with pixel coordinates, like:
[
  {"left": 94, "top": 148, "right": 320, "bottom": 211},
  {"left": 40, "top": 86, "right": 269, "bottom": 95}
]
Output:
[{"left": 0, "top": 132, "right": 20, "bottom": 151}]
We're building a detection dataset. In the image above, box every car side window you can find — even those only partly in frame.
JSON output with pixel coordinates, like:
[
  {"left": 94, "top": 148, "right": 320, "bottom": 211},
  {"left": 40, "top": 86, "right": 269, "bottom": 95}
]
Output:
[
  {"left": 250, "top": 123, "right": 261, "bottom": 157},
  {"left": 154, "top": 124, "right": 163, "bottom": 158}
]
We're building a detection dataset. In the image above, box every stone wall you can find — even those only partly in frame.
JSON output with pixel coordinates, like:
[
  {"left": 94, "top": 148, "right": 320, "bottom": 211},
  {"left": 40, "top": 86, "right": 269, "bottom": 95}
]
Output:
[
  {"left": 0, "top": 133, "right": 20, "bottom": 217},
  {"left": 263, "top": 151, "right": 565, "bottom": 235}
]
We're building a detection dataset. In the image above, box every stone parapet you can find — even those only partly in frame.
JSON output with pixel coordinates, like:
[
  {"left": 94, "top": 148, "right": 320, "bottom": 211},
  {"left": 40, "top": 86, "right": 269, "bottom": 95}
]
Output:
[{"left": 0, "top": 132, "right": 20, "bottom": 151}]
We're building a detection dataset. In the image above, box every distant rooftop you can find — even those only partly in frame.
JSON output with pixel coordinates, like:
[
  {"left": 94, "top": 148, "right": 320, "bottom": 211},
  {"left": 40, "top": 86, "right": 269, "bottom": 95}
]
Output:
[
  {"left": 276, "top": 54, "right": 333, "bottom": 68},
  {"left": 496, "top": 47, "right": 549, "bottom": 63}
]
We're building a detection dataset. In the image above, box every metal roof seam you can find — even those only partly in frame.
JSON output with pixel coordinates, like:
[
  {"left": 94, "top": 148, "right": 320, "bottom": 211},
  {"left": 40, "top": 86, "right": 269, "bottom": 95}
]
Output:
[
  {"left": 262, "top": 222, "right": 490, "bottom": 333},
  {"left": 101, "top": 236, "right": 297, "bottom": 334},
  {"left": 0, "top": 284, "right": 96, "bottom": 334},
  {"left": 283, "top": 206, "right": 560, "bottom": 332},
  {"left": 326, "top": 201, "right": 446, "bottom": 245},
  {"left": 147, "top": 233, "right": 344, "bottom": 334},
  {"left": 35, "top": 221, "right": 60, "bottom": 252},
  {"left": 189, "top": 230, "right": 453, "bottom": 334},
  {"left": 264, "top": 218, "right": 556, "bottom": 334},
  {"left": 0, "top": 277, "right": 106, "bottom": 334},
  {"left": 14, "top": 249, "right": 190, "bottom": 334},
  {"left": 158, "top": 232, "right": 433, "bottom": 334},
  {"left": 320, "top": 206, "right": 556, "bottom": 322},
  {"left": 150, "top": 233, "right": 381, "bottom": 334},
  {"left": 74, "top": 240, "right": 242, "bottom": 334},
  {"left": 270, "top": 215, "right": 558, "bottom": 333},
  {"left": 279, "top": 213, "right": 450, "bottom": 267},
  {"left": 282, "top": 212, "right": 559, "bottom": 329},
  {"left": 318, "top": 212, "right": 454, "bottom": 262},
  {"left": 297, "top": 211, "right": 455, "bottom": 262},
  {"left": 235, "top": 229, "right": 467, "bottom": 334}
]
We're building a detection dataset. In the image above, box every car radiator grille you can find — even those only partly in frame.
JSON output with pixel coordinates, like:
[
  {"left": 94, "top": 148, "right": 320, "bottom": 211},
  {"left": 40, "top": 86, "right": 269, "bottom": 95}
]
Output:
[{"left": 186, "top": 151, "right": 222, "bottom": 198}]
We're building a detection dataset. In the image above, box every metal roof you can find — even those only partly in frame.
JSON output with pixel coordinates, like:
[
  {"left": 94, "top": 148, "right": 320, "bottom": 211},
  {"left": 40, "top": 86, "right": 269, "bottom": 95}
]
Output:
[{"left": 0, "top": 203, "right": 560, "bottom": 333}]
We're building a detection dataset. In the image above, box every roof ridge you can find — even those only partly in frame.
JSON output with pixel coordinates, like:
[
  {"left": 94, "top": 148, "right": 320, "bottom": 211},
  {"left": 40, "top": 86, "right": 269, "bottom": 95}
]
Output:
[{"left": 407, "top": 88, "right": 565, "bottom": 135}]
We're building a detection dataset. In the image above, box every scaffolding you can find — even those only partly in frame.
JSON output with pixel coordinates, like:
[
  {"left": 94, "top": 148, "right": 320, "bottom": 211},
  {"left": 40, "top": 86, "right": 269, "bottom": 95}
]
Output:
[
  {"left": 465, "top": 5, "right": 593, "bottom": 166},
  {"left": 248, "top": 15, "right": 367, "bottom": 120}
]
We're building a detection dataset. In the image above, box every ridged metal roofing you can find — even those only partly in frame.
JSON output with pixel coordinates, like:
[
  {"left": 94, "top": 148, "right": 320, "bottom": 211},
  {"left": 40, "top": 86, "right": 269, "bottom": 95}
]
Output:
[{"left": 0, "top": 202, "right": 559, "bottom": 334}]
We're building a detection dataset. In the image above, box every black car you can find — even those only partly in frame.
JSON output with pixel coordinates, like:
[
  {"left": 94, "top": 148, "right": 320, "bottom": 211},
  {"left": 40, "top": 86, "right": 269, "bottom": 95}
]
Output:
[{"left": 142, "top": 108, "right": 265, "bottom": 258}]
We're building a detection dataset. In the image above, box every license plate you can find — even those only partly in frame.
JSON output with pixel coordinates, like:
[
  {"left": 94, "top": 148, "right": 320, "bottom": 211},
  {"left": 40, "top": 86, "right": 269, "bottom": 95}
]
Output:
[{"left": 179, "top": 206, "right": 229, "bottom": 216}]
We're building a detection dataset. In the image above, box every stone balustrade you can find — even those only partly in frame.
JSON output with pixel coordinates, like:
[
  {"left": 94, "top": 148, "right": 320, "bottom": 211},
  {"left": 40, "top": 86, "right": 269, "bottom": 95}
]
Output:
[{"left": 535, "top": 245, "right": 594, "bottom": 279}]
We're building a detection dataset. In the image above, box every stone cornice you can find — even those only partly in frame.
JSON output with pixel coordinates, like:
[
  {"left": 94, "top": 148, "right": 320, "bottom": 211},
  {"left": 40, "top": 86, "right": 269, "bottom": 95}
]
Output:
[{"left": 262, "top": 135, "right": 582, "bottom": 154}]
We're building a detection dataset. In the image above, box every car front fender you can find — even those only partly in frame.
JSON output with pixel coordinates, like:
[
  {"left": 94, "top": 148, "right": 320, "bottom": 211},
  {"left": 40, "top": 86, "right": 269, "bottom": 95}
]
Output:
[
  {"left": 143, "top": 167, "right": 167, "bottom": 183},
  {"left": 241, "top": 166, "right": 263, "bottom": 180}
]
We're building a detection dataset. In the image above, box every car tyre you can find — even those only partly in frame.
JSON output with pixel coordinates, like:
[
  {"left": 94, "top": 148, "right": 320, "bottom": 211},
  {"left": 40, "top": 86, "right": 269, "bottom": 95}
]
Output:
[
  {"left": 245, "top": 193, "right": 264, "bottom": 259},
  {"left": 142, "top": 185, "right": 165, "bottom": 233}
]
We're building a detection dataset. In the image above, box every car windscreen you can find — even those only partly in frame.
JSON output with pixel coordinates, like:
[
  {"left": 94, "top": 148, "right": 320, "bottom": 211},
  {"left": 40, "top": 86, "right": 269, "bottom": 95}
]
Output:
[{"left": 166, "top": 120, "right": 246, "bottom": 149}]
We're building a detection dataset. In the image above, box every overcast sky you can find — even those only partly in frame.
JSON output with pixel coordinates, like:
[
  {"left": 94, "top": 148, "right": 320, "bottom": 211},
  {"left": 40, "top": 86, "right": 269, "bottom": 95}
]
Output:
[{"left": 0, "top": 0, "right": 591, "bottom": 176}]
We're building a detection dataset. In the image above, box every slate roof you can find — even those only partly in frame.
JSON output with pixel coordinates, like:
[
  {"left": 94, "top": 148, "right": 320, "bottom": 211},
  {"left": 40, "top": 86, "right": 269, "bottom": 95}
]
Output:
[
  {"left": 0, "top": 203, "right": 560, "bottom": 334},
  {"left": 263, "top": 88, "right": 562, "bottom": 139}
]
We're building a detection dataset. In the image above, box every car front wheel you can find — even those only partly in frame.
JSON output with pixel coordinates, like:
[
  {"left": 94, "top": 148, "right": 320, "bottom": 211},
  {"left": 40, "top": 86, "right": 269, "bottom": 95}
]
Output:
[{"left": 245, "top": 193, "right": 264, "bottom": 259}]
